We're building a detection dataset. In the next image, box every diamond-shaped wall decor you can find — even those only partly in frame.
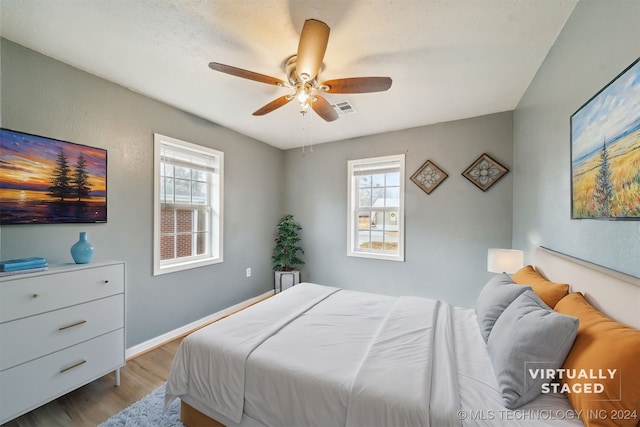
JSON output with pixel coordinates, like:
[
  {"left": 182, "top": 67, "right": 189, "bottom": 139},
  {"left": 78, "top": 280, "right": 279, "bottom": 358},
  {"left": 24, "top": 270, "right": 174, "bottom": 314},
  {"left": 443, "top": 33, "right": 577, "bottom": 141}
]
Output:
[
  {"left": 410, "top": 160, "right": 448, "bottom": 194},
  {"left": 462, "top": 153, "right": 509, "bottom": 191}
]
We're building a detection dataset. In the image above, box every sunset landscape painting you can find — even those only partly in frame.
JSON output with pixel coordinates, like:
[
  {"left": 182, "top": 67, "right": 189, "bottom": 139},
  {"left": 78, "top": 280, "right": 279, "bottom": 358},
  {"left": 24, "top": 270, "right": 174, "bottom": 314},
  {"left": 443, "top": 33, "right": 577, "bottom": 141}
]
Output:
[
  {"left": 570, "top": 58, "right": 640, "bottom": 220},
  {"left": 0, "top": 128, "right": 107, "bottom": 224}
]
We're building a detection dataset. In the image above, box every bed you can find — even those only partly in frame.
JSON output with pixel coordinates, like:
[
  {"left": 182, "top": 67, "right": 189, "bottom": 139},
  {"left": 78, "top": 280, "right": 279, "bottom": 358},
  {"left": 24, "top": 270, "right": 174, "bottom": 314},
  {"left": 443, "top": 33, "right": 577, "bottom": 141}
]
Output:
[{"left": 165, "top": 247, "right": 640, "bottom": 427}]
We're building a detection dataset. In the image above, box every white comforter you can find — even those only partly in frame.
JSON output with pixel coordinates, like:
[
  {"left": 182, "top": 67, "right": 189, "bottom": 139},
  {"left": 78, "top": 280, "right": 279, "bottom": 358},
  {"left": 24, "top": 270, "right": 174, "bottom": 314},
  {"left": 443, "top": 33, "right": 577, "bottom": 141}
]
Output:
[
  {"left": 165, "top": 283, "right": 581, "bottom": 427},
  {"left": 165, "top": 283, "right": 461, "bottom": 427}
]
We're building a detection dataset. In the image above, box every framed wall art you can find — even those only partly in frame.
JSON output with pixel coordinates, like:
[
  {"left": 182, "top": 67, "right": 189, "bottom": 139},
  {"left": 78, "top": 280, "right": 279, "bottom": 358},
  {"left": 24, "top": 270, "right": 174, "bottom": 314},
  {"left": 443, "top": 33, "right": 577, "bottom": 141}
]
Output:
[
  {"left": 570, "top": 57, "right": 640, "bottom": 220},
  {"left": 462, "top": 153, "right": 508, "bottom": 191},
  {"left": 410, "top": 160, "right": 448, "bottom": 194},
  {"left": 0, "top": 128, "right": 107, "bottom": 224}
]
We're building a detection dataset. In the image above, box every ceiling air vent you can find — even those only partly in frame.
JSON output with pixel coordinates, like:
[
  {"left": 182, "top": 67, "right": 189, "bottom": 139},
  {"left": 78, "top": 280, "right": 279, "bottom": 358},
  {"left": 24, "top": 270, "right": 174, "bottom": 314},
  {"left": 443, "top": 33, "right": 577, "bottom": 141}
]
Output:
[{"left": 332, "top": 100, "right": 357, "bottom": 116}]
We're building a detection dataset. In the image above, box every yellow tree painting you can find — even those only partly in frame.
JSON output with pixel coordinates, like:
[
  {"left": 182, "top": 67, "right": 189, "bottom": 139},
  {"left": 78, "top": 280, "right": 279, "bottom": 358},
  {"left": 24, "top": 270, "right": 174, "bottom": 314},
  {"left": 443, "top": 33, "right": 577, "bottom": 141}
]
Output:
[{"left": 571, "top": 58, "right": 640, "bottom": 220}]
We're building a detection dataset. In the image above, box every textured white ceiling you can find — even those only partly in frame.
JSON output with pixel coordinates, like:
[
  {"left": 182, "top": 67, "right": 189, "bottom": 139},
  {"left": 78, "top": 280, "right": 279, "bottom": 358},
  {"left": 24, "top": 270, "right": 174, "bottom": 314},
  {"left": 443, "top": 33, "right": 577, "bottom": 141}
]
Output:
[{"left": 0, "top": 0, "right": 577, "bottom": 149}]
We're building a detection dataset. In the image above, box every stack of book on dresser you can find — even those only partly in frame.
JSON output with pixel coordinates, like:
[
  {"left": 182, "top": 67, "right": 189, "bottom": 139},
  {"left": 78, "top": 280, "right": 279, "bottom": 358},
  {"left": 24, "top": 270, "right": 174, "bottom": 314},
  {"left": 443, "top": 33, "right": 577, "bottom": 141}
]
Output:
[{"left": 0, "top": 257, "right": 48, "bottom": 276}]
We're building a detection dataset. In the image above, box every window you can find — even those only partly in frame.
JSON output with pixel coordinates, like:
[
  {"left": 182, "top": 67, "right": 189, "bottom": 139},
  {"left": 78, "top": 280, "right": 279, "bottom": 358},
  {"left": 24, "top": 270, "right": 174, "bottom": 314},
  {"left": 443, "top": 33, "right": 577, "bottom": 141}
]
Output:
[
  {"left": 153, "top": 134, "right": 223, "bottom": 275},
  {"left": 347, "top": 154, "right": 405, "bottom": 261}
]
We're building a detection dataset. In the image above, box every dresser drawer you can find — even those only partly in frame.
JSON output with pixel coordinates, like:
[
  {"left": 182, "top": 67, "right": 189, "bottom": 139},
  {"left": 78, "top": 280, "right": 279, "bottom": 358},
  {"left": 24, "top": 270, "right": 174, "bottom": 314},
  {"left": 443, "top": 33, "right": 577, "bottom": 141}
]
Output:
[
  {"left": 0, "top": 329, "right": 124, "bottom": 424},
  {"left": 0, "top": 294, "right": 124, "bottom": 371},
  {"left": 0, "top": 263, "right": 124, "bottom": 323}
]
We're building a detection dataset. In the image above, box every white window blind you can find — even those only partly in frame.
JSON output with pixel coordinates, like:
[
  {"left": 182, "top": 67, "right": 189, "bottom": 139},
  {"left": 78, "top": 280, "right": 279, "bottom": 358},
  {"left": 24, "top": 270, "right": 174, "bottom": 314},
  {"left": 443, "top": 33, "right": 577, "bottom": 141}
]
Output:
[
  {"left": 153, "top": 134, "right": 223, "bottom": 275},
  {"left": 347, "top": 154, "right": 405, "bottom": 261}
]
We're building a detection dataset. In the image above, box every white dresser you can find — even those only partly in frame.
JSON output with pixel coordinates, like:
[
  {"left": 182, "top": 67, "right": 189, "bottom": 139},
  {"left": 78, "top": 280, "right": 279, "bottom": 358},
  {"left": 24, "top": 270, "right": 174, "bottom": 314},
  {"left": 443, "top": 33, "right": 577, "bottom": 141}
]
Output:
[{"left": 0, "top": 261, "right": 126, "bottom": 424}]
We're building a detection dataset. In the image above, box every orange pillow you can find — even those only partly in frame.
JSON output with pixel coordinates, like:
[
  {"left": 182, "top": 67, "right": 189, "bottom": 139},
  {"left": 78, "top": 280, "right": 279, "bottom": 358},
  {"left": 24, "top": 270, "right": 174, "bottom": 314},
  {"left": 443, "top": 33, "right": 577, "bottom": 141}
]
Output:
[
  {"left": 554, "top": 293, "right": 640, "bottom": 427},
  {"left": 512, "top": 265, "right": 569, "bottom": 308}
]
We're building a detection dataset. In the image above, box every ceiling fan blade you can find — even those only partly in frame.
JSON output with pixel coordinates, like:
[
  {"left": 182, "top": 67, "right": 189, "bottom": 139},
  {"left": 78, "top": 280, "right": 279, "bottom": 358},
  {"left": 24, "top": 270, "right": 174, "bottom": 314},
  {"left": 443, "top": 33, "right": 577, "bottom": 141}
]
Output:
[
  {"left": 253, "top": 96, "right": 293, "bottom": 116},
  {"left": 296, "top": 19, "right": 330, "bottom": 82},
  {"left": 311, "top": 95, "right": 339, "bottom": 122},
  {"left": 209, "top": 62, "right": 286, "bottom": 86},
  {"left": 319, "top": 77, "right": 392, "bottom": 93}
]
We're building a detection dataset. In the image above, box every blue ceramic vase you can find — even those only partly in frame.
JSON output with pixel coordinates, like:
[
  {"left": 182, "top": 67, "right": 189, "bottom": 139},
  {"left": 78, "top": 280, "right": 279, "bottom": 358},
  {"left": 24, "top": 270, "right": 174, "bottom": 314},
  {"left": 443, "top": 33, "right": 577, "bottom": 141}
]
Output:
[{"left": 70, "top": 231, "right": 94, "bottom": 264}]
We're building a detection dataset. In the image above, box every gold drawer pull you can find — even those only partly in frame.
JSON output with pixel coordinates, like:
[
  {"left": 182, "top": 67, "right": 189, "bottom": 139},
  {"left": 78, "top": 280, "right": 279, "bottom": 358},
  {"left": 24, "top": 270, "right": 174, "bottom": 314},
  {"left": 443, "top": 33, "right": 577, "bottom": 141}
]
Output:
[
  {"left": 60, "top": 359, "right": 87, "bottom": 373},
  {"left": 32, "top": 293, "right": 39, "bottom": 299},
  {"left": 58, "top": 320, "right": 87, "bottom": 331}
]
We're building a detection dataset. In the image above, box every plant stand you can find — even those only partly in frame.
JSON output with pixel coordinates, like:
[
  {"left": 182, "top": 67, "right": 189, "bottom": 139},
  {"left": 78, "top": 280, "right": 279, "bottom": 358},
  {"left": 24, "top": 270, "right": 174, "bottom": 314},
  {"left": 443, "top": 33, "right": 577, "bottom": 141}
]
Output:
[{"left": 274, "top": 270, "right": 300, "bottom": 293}]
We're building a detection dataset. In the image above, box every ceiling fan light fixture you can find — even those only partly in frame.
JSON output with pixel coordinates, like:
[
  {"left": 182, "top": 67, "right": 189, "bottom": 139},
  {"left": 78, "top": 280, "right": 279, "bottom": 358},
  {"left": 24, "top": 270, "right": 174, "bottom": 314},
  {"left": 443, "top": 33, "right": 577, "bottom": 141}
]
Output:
[
  {"left": 296, "top": 85, "right": 310, "bottom": 106},
  {"left": 208, "top": 19, "right": 391, "bottom": 122}
]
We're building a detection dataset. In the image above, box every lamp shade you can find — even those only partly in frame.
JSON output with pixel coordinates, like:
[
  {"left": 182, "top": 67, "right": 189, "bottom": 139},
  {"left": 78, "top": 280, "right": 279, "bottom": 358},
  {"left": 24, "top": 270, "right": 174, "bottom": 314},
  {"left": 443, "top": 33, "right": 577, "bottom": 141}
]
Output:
[{"left": 487, "top": 248, "right": 524, "bottom": 274}]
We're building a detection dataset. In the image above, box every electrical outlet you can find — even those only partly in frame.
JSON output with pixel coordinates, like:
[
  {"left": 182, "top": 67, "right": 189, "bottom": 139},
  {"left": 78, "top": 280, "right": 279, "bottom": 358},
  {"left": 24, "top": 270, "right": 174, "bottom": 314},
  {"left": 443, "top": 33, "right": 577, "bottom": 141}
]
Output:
[{"left": 246, "top": 267, "right": 251, "bottom": 277}]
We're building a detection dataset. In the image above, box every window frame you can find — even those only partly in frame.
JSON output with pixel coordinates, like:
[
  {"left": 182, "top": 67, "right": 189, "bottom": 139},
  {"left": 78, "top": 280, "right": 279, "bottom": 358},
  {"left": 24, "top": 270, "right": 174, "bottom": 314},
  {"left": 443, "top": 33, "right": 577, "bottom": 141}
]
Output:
[
  {"left": 347, "top": 154, "right": 405, "bottom": 262},
  {"left": 153, "top": 133, "right": 223, "bottom": 276}
]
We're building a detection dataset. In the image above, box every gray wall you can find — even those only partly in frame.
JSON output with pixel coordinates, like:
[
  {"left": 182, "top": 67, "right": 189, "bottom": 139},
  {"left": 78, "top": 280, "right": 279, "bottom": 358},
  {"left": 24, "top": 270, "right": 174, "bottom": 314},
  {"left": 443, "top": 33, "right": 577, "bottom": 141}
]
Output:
[
  {"left": 513, "top": 0, "right": 640, "bottom": 278},
  {"left": 0, "top": 39, "right": 2, "bottom": 126},
  {"left": 6, "top": 0, "right": 635, "bottom": 350},
  {"left": 0, "top": 40, "right": 284, "bottom": 347},
  {"left": 284, "top": 112, "right": 514, "bottom": 308}
]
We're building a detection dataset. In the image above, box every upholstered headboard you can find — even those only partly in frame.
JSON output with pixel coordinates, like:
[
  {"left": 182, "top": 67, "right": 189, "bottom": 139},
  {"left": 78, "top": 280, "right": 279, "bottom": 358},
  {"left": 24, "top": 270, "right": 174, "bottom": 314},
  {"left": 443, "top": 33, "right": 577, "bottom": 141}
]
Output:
[{"left": 533, "top": 246, "right": 640, "bottom": 329}]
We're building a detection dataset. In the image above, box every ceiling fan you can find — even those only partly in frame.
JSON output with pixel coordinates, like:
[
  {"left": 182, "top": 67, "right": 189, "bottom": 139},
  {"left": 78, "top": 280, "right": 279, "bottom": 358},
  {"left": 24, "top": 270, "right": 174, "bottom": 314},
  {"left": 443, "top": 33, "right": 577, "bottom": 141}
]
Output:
[{"left": 209, "top": 19, "right": 392, "bottom": 122}]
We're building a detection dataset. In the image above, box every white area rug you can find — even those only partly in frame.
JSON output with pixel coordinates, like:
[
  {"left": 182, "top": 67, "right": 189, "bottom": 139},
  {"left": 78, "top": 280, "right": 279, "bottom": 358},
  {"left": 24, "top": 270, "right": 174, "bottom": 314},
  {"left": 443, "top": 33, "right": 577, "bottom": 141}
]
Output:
[{"left": 98, "top": 383, "right": 185, "bottom": 427}]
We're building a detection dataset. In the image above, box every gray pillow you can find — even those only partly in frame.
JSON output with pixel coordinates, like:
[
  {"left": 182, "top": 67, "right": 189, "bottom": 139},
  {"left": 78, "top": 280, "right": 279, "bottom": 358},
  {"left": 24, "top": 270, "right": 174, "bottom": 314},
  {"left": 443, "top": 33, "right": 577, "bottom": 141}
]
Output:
[
  {"left": 487, "top": 290, "right": 579, "bottom": 409},
  {"left": 475, "top": 274, "right": 531, "bottom": 342}
]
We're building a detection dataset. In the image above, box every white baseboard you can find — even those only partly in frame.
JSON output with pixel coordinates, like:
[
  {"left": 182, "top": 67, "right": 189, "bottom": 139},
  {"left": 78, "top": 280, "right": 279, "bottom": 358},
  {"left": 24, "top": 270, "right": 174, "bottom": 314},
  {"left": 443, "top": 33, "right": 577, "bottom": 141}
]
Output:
[{"left": 125, "top": 290, "right": 274, "bottom": 359}]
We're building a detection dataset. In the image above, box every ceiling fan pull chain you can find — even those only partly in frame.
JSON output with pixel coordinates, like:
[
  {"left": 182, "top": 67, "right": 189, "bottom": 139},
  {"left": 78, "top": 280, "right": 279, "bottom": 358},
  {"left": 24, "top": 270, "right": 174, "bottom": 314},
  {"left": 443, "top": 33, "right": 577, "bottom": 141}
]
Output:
[
  {"left": 301, "top": 119, "right": 306, "bottom": 157},
  {"left": 309, "top": 110, "right": 314, "bottom": 153}
]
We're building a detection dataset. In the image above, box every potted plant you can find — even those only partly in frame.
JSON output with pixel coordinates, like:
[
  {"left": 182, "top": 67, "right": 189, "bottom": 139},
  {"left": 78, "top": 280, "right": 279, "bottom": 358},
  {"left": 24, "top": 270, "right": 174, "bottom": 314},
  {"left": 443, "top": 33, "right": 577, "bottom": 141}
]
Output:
[{"left": 272, "top": 214, "right": 305, "bottom": 292}]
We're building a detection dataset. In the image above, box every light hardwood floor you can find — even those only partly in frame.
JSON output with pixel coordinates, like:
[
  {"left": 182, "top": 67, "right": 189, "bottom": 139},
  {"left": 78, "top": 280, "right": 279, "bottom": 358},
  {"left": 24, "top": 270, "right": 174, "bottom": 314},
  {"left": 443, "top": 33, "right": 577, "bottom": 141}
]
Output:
[{"left": 2, "top": 338, "right": 184, "bottom": 427}]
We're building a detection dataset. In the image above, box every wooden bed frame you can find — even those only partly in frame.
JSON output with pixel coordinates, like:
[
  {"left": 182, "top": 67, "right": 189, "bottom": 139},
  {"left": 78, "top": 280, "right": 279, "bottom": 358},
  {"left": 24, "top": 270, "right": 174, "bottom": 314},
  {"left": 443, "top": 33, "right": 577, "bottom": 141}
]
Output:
[
  {"left": 181, "top": 401, "right": 224, "bottom": 427},
  {"left": 179, "top": 246, "right": 640, "bottom": 427}
]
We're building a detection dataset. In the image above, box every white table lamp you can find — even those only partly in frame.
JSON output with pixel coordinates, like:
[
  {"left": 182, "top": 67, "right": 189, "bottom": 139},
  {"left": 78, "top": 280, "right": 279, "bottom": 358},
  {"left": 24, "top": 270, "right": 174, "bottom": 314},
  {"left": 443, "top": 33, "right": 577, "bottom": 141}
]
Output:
[{"left": 487, "top": 248, "right": 524, "bottom": 274}]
